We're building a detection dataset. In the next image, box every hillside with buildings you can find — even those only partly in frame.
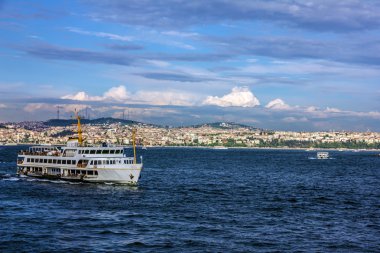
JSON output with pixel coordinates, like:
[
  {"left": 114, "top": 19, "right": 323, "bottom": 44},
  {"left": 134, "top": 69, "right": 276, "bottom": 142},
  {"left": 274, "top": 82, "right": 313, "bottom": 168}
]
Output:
[{"left": 1, "top": 118, "right": 379, "bottom": 149}]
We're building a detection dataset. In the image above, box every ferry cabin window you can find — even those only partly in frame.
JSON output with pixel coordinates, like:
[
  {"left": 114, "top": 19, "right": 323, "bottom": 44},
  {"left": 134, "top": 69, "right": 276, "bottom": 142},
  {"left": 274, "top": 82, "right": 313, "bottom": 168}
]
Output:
[
  {"left": 115, "top": 150, "right": 120, "bottom": 154},
  {"left": 96, "top": 150, "right": 101, "bottom": 154},
  {"left": 85, "top": 150, "right": 89, "bottom": 154},
  {"left": 57, "top": 160, "right": 61, "bottom": 164},
  {"left": 103, "top": 150, "right": 109, "bottom": 154},
  {"left": 94, "top": 160, "right": 98, "bottom": 165},
  {"left": 90, "top": 150, "right": 96, "bottom": 154},
  {"left": 27, "top": 158, "right": 30, "bottom": 162},
  {"left": 106, "top": 160, "right": 110, "bottom": 165},
  {"left": 110, "top": 150, "right": 115, "bottom": 154},
  {"left": 62, "top": 160, "right": 67, "bottom": 164},
  {"left": 94, "top": 171, "right": 98, "bottom": 175},
  {"left": 88, "top": 171, "right": 93, "bottom": 175},
  {"left": 48, "top": 159, "right": 52, "bottom": 163},
  {"left": 44, "top": 159, "right": 47, "bottom": 163},
  {"left": 53, "top": 159, "right": 57, "bottom": 164}
]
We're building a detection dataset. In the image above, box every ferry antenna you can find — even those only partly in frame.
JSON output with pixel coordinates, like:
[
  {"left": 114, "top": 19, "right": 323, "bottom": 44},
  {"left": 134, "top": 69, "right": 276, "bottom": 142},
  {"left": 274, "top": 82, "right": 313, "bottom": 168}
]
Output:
[
  {"left": 56, "top": 106, "right": 63, "bottom": 120},
  {"left": 132, "top": 128, "right": 137, "bottom": 164}
]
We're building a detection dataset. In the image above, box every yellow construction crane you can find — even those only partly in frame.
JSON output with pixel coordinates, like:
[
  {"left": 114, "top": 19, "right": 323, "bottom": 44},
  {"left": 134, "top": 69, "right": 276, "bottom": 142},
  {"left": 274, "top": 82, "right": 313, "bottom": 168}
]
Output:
[{"left": 75, "top": 111, "right": 83, "bottom": 146}]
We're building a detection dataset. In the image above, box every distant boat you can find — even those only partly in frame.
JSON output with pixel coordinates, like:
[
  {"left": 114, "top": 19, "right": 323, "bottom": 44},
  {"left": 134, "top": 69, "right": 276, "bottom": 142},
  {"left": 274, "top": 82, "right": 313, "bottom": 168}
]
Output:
[
  {"left": 317, "top": 152, "right": 329, "bottom": 159},
  {"left": 142, "top": 146, "right": 147, "bottom": 150},
  {"left": 213, "top": 146, "right": 228, "bottom": 150},
  {"left": 306, "top": 148, "right": 315, "bottom": 151}
]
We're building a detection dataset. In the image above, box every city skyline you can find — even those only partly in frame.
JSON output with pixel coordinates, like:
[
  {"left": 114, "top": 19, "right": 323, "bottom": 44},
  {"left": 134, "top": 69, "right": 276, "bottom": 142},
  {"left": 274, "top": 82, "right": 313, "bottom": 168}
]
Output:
[{"left": 1, "top": 0, "right": 380, "bottom": 131}]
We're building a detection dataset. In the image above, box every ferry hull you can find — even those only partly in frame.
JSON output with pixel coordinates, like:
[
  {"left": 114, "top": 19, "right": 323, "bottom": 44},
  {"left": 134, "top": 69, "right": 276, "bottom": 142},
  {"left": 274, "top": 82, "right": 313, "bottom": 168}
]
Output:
[{"left": 17, "top": 165, "right": 143, "bottom": 184}]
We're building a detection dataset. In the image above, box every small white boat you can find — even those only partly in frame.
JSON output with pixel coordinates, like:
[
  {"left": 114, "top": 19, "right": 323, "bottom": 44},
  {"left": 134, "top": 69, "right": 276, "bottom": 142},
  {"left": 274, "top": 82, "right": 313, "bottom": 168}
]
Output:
[
  {"left": 213, "top": 146, "right": 228, "bottom": 150},
  {"left": 317, "top": 152, "right": 329, "bottom": 159}
]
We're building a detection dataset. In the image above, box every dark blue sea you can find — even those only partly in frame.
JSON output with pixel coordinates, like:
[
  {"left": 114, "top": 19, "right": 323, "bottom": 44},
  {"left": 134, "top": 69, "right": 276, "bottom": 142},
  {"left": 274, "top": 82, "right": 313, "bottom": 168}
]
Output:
[{"left": 1, "top": 146, "right": 379, "bottom": 252}]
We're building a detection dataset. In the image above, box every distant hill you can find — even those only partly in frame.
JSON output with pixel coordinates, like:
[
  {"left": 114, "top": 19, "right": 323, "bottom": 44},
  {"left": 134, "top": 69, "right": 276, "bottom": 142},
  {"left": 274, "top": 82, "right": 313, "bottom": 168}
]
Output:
[
  {"left": 43, "top": 118, "right": 261, "bottom": 131},
  {"left": 189, "top": 122, "right": 261, "bottom": 131},
  {"left": 44, "top": 117, "right": 139, "bottom": 127}
]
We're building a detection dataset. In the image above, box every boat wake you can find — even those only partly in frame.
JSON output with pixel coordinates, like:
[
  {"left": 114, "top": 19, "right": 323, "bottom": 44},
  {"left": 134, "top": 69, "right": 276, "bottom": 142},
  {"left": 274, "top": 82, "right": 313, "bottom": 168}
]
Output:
[
  {"left": 308, "top": 157, "right": 335, "bottom": 160},
  {"left": 1, "top": 174, "right": 132, "bottom": 186},
  {"left": 0, "top": 173, "right": 20, "bottom": 181}
]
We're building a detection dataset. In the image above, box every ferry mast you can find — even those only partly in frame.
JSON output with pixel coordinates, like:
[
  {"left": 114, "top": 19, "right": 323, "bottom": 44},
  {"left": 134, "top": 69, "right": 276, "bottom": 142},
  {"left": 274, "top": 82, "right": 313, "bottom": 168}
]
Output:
[{"left": 75, "top": 111, "right": 83, "bottom": 146}]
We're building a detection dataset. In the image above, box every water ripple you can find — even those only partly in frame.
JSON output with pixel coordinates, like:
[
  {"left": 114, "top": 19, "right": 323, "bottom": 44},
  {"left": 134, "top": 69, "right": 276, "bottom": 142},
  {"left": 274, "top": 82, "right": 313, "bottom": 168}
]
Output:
[{"left": 0, "top": 147, "right": 379, "bottom": 252}]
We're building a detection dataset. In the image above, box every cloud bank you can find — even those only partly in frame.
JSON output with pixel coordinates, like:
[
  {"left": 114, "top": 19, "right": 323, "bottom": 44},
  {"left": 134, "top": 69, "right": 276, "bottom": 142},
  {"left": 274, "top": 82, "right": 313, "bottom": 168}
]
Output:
[
  {"left": 86, "top": 0, "right": 380, "bottom": 32},
  {"left": 265, "top": 99, "right": 291, "bottom": 110},
  {"left": 203, "top": 87, "right": 260, "bottom": 107}
]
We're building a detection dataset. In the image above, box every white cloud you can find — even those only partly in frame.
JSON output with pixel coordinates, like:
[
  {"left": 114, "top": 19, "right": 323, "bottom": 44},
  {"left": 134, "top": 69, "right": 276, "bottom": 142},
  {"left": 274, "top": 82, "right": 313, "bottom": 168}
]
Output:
[
  {"left": 66, "top": 27, "right": 132, "bottom": 41},
  {"left": 0, "top": 104, "right": 7, "bottom": 109},
  {"left": 203, "top": 86, "right": 260, "bottom": 107},
  {"left": 302, "top": 106, "right": 380, "bottom": 119},
  {"left": 62, "top": 86, "right": 196, "bottom": 106},
  {"left": 23, "top": 103, "right": 90, "bottom": 114},
  {"left": 23, "top": 103, "right": 51, "bottom": 112},
  {"left": 62, "top": 85, "right": 129, "bottom": 102},
  {"left": 103, "top": 86, "right": 130, "bottom": 102},
  {"left": 145, "top": 60, "right": 171, "bottom": 67},
  {"left": 283, "top": 116, "right": 308, "bottom": 123},
  {"left": 162, "top": 31, "right": 199, "bottom": 38},
  {"left": 324, "top": 107, "right": 342, "bottom": 113},
  {"left": 265, "top": 98, "right": 291, "bottom": 110},
  {"left": 62, "top": 91, "right": 102, "bottom": 101},
  {"left": 62, "top": 104, "right": 90, "bottom": 113},
  {"left": 135, "top": 90, "right": 196, "bottom": 106},
  {"left": 112, "top": 107, "right": 180, "bottom": 120}
]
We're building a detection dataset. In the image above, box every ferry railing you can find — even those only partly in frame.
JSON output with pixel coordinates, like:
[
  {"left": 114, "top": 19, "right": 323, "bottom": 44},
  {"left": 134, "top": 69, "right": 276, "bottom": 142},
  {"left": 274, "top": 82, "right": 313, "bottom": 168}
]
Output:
[{"left": 18, "top": 151, "right": 61, "bottom": 156}]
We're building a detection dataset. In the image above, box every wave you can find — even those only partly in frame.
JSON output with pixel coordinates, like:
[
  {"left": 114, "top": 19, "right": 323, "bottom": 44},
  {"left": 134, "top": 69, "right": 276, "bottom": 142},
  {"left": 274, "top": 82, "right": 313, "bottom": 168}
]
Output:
[
  {"left": 308, "top": 157, "right": 336, "bottom": 160},
  {"left": 2, "top": 177, "right": 20, "bottom": 181}
]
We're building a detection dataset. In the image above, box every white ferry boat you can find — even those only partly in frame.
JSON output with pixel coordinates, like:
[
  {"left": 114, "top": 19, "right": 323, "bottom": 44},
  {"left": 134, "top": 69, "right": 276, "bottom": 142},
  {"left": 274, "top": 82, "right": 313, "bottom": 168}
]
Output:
[
  {"left": 16, "top": 115, "right": 143, "bottom": 184},
  {"left": 317, "top": 152, "right": 329, "bottom": 159}
]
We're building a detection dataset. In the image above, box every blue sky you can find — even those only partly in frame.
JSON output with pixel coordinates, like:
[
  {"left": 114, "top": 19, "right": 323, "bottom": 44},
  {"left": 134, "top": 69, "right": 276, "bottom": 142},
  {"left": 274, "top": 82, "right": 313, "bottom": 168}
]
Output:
[{"left": 0, "top": 0, "right": 379, "bottom": 131}]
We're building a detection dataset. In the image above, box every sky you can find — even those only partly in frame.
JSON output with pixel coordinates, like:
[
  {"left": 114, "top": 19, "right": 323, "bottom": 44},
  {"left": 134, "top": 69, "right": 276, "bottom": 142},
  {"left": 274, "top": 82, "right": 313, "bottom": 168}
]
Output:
[{"left": 0, "top": 0, "right": 379, "bottom": 131}]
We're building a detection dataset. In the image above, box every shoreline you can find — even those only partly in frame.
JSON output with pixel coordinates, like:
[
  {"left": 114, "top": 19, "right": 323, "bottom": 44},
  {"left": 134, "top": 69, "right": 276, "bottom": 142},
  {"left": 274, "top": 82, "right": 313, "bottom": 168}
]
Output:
[
  {"left": 155, "top": 146, "right": 380, "bottom": 152},
  {"left": 1, "top": 143, "right": 379, "bottom": 152}
]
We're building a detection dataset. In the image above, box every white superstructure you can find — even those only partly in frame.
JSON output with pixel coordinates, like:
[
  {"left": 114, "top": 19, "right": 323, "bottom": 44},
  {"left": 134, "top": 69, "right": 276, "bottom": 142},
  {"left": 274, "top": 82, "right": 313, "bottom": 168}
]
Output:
[
  {"left": 16, "top": 114, "right": 143, "bottom": 184},
  {"left": 317, "top": 152, "right": 329, "bottom": 159}
]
